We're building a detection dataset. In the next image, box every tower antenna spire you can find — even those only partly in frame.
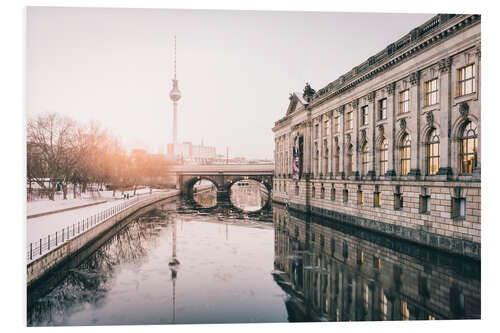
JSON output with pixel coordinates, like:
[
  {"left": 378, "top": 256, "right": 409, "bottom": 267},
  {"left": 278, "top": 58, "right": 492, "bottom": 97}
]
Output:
[
  {"left": 174, "top": 35, "right": 177, "bottom": 80},
  {"left": 169, "top": 35, "right": 181, "bottom": 145}
]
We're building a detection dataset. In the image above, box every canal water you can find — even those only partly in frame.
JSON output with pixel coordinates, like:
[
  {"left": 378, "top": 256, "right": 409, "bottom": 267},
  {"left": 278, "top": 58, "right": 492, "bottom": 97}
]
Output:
[{"left": 27, "top": 191, "right": 480, "bottom": 325}]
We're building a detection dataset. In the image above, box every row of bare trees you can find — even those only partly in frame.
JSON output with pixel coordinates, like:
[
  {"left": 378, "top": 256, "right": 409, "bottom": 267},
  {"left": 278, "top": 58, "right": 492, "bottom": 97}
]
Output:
[{"left": 27, "top": 113, "right": 172, "bottom": 200}]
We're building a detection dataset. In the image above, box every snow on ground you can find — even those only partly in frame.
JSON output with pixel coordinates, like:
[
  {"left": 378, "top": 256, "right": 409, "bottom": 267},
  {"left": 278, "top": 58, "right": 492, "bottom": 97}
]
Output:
[
  {"left": 27, "top": 187, "right": 165, "bottom": 216},
  {"left": 26, "top": 189, "right": 174, "bottom": 246},
  {"left": 27, "top": 198, "right": 107, "bottom": 217}
]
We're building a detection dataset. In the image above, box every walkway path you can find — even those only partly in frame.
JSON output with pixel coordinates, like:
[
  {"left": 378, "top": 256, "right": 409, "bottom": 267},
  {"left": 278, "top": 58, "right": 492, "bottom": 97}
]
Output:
[{"left": 27, "top": 189, "right": 177, "bottom": 258}]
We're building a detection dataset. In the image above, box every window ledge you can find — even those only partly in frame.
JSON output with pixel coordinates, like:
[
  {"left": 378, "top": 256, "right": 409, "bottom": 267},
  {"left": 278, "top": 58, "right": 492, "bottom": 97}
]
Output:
[{"left": 453, "top": 93, "right": 478, "bottom": 106}]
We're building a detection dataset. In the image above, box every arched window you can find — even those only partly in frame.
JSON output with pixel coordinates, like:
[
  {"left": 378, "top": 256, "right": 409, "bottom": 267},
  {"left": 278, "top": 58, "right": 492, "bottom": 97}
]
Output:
[
  {"left": 379, "top": 138, "right": 388, "bottom": 176},
  {"left": 426, "top": 128, "right": 440, "bottom": 175},
  {"left": 400, "top": 134, "right": 411, "bottom": 176},
  {"left": 459, "top": 121, "right": 478, "bottom": 174},
  {"left": 347, "top": 144, "right": 353, "bottom": 177},
  {"left": 362, "top": 143, "right": 369, "bottom": 176}
]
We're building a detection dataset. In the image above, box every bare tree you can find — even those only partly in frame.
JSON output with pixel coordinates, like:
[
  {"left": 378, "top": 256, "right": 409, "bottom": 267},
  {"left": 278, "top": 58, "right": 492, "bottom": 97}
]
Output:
[{"left": 27, "top": 113, "right": 76, "bottom": 200}]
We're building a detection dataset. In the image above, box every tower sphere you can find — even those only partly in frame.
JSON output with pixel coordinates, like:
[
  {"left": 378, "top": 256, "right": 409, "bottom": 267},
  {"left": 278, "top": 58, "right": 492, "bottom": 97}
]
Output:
[{"left": 170, "top": 80, "right": 181, "bottom": 102}]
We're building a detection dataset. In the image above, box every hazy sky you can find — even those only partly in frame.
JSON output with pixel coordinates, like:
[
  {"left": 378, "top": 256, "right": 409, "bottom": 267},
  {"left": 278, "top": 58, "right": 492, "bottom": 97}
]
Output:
[{"left": 27, "top": 7, "right": 434, "bottom": 159}]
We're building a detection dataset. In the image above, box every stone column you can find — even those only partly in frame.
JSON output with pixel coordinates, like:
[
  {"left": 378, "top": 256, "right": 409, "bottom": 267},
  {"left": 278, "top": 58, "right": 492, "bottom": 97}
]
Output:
[
  {"left": 339, "top": 105, "right": 345, "bottom": 179},
  {"left": 304, "top": 120, "right": 312, "bottom": 178},
  {"left": 351, "top": 99, "right": 360, "bottom": 179},
  {"left": 408, "top": 71, "right": 421, "bottom": 179},
  {"left": 437, "top": 56, "right": 453, "bottom": 179},
  {"left": 367, "top": 91, "right": 376, "bottom": 179},
  {"left": 318, "top": 116, "right": 322, "bottom": 178},
  {"left": 385, "top": 82, "right": 396, "bottom": 177},
  {"left": 329, "top": 111, "right": 334, "bottom": 178}
]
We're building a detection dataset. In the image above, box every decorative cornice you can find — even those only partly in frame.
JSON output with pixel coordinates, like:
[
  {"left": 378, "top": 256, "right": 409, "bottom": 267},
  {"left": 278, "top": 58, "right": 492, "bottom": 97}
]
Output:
[{"left": 303, "top": 15, "right": 479, "bottom": 108}]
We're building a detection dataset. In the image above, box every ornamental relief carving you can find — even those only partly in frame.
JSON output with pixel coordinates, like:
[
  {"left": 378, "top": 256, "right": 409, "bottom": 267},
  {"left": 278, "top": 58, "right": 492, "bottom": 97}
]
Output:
[
  {"left": 377, "top": 124, "right": 384, "bottom": 136},
  {"left": 459, "top": 102, "right": 469, "bottom": 118},
  {"left": 409, "top": 71, "right": 420, "bottom": 85},
  {"left": 386, "top": 82, "right": 396, "bottom": 95},
  {"left": 399, "top": 118, "right": 407, "bottom": 131},
  {"left": 360, "top": 129, "right": 367, "bottom": 143},
  {"left": 367, "top": 91, "right": 376, "bottom": 102},
  {"left": 350, "top": 99, "right": 359, "bottom": 110},
  {"left": 438, "top": 56, "right": 452, "bottom": 72},
  {"left": 426, "top": 111, "right": 434, "bottom": 126}
]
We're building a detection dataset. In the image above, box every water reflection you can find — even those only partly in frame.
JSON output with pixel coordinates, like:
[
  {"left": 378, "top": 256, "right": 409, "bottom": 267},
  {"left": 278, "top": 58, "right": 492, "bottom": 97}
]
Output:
[
  {"left": 230, "top": 179, "right": 269, "bottom": 212},
  {"left": 273, "top": 203, "right": 481, "bottom": 321},
  {"left": 192, "top": 180, "right": 217, "bottom": 208},
  {"left": 27, "top": 199, "right": 285, "bottom": 326},
  {"left": 27, "top": 199, "right": 480, "bottom": 326}
]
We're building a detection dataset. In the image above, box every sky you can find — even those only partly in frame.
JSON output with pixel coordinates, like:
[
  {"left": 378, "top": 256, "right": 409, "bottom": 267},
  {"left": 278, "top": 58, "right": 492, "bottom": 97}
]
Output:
[{"left": 27, "top": 7, "right": 434, "bottom": 159}]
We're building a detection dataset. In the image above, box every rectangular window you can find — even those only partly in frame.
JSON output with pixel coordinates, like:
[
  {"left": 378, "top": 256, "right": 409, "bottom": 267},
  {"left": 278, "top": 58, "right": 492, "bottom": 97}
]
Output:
[
  {"left": 425, "top": 78, "right": 439, "bottom": 106},
  {"left": 295, "top": 185, "right": 299, "bottom": 196},
  {"left": 315, "top": 124, "right": 319, "bottom": 139},
  {"left": 346, "top": 112, "right": 353, "bottom": 130},
  {"left": 374, "top": 191, "right": 381, "bottom": 208},
  {"left": 452, "top": 197, "right": 466, "bottom": 219},
  {"left": 394, "top": 186, "right": 403, "bottom": 210},
  {"left": 419, "top": 195, "right": 431, "bottom": 214},
  {"left": 457, "top": 64, "right": 475, "bottom": 96},
  {"left": 331, "top": 187, "right": 336, "bottom": 201},
  {"left": 373, "top": 256, "right": 382, "bottom": 272},
  {"left": 399, "top": 89, "right": 409, "bottom": 114},
  {"left": 334, "top": 117, "right": 340, "bottom": 133},
  {"left": 357, "top": 189, "right": 363, "bottom": 205},
  {"left": 343, "top": 189, "right": 348, "bottom": 203},
  {"left": 379, "top": 98, "right": 387, "bottom": 120},
  {"left": 361, "top": 105, "right": 368, "bottom": 126}
]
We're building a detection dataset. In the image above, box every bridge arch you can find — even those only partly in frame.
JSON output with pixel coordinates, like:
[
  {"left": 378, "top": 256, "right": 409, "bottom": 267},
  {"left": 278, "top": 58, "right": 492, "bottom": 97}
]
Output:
[
  {"left": 226, "top": 176, "right": 273, "bottom": 212},
  {"left": 182, "top": 175, "right": 221, "bottom": 200}
]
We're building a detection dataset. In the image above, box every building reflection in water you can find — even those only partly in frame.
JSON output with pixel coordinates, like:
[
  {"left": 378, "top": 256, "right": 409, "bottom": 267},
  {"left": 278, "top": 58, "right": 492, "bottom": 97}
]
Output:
[{"left": 272, "top": 203, "right": 480, "bottom": 321}]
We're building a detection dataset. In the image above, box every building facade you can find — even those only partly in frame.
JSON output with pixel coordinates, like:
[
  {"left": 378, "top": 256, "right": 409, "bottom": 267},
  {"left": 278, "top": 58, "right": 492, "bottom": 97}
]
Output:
[
  {"left": 167, "top": 141, "right": 217, "bottom": 163},
  {"left": 272, "top": 14, "right": 481, "bottom": 259}
]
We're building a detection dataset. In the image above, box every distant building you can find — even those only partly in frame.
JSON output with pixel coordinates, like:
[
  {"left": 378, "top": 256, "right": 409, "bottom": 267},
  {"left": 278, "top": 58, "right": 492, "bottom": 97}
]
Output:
[{"left": 167, "top": 141, "right": 216, "bottom": 163}]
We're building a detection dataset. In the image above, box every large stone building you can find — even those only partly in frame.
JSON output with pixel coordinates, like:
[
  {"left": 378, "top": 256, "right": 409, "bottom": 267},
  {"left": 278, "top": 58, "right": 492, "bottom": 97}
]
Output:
[{"left": 272, "top": 14, "right": 481, "bottom": 259}]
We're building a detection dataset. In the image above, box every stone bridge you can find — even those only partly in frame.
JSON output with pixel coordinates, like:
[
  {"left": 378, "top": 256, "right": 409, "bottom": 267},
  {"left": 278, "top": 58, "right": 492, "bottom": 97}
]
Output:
[{"left": 168, "top": 164, "right": 274, "bottom": 208}]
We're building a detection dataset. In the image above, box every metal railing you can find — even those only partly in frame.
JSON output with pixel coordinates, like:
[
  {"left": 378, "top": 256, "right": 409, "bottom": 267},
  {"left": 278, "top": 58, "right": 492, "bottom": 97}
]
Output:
[{"left": 27, "top": 193, "right": 158, "bottom": 262}]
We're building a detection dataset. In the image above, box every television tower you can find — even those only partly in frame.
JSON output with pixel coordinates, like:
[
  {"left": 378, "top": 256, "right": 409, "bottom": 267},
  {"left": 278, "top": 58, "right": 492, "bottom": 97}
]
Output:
[{"left": 169, "top": 36, "right": 181, "bottom": 144}]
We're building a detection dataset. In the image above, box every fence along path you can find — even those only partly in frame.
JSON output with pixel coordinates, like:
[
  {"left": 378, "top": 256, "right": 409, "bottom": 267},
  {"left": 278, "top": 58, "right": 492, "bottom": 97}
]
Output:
[{"left": 27, "top": 192, "right": 166, "bottom": 263}]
